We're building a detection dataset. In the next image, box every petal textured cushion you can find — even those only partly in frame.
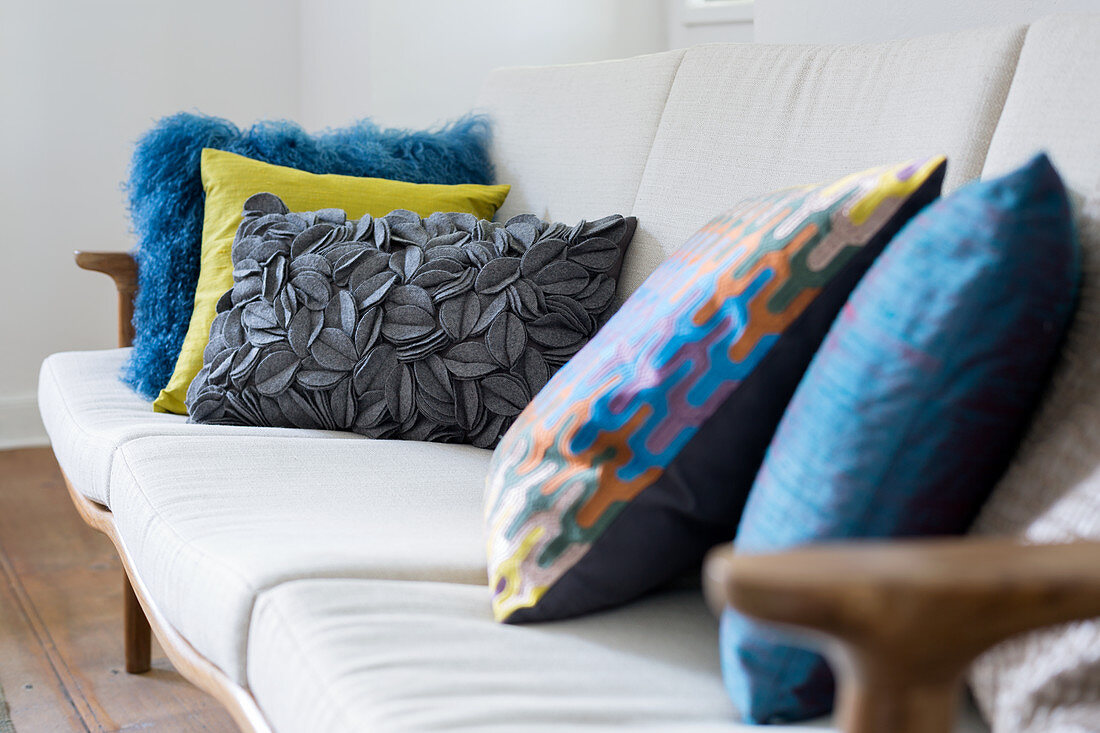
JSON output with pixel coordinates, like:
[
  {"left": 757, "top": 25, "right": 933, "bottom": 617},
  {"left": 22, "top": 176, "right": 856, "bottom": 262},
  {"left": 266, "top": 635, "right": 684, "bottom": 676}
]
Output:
[
  {"left": 485, "top": 158, "right": 946, "bottom": 624},
  {"left": 124, "top": 112, "right": 498, "bottom": 399},
  {"left": 721, "top": 153, "right": 1080, "bottom": 724},
  {"left": 186, "top": 193, "right": 636, "bottom": 447},
  {"left": 154, "top": 149, "right": 510, "bottom": 415}
]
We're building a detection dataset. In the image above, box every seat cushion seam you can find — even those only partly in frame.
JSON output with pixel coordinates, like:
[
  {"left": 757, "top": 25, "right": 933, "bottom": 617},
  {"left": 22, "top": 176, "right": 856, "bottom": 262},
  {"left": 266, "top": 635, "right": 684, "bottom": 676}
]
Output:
[
  {"left": 250, "top": 589, "right": 361, "bottom": 731},
  {"left": 114, "top": 443, "right": 259, "bottom": 681},
  {"left": 115, "top": 444, "right": 260, "bottom": 591},
  {"left": 42, "top": 357, "right": 120, "bottom": 504}
]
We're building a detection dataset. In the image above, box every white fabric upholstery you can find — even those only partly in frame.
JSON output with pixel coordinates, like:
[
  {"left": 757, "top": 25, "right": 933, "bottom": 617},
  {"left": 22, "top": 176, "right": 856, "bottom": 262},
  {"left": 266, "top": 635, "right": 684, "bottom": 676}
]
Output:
[
  {"left": 980, "top": 14, "right": 1100, "bottom": 185},
  {"left": 475, "top": 50, "right": 684, "bottom": 225},
  {"left": 619, "top": 25, "right": 1025, "bottom": 298},
  {"left": 969, "top": 14, "right": 1100, "bottom": 733},
  {"left": 38, "top": 349, "right": 357, "bottom": 506},
  {"left": 247, "top": 579, "right": 989, "bottom": 733},
  {"left": 109, "top": 435, "right": 493, "bottom": 684}
]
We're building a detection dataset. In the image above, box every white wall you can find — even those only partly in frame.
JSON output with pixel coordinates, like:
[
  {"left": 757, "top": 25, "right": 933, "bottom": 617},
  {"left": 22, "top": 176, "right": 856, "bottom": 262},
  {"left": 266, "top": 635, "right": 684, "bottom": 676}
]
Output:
[
  {"left": 300, "top": 0, "right": 669, "bottom": 130},
  {"left": 0, "top": 0, "right": 301, "bottom": 447},
  {"left": 754, "top": 0, "right": 1100, "bottom": 44}
]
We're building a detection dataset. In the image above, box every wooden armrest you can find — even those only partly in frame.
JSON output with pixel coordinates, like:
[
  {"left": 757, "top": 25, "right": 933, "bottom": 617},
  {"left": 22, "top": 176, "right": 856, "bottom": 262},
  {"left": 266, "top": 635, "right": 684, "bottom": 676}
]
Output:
[
  {"left": 75, "top": 251, "right": 138, "bottom": 347},
  {"left": 704, "top": 538, "right": 1100, "bottom": 733}
]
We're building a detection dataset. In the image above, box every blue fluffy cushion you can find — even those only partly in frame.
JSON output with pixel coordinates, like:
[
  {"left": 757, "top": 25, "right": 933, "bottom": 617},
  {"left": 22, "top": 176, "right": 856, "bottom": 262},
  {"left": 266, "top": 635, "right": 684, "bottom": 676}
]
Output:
[
  {"left": 720, "top": 153, "right": 1080, "bottom": 723},
  {"left": 123, "top": 113, "right": 496, "bottom": 398}
]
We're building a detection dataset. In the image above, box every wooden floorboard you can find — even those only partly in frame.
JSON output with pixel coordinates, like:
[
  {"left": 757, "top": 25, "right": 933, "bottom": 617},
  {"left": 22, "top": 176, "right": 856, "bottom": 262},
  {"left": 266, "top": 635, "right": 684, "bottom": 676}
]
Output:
[
  {"left": 0, "top": 554, "right": 84, "bottom": 732},
  {"left": 0, "top": 447, "right": 237, "bottom": 732}
]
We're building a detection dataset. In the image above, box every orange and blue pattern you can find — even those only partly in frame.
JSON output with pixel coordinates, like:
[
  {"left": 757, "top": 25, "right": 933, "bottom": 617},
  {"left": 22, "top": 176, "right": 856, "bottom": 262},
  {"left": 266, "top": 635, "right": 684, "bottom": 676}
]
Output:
[{"left": 486, "top": 157, "right": 946, "bottom": 622}]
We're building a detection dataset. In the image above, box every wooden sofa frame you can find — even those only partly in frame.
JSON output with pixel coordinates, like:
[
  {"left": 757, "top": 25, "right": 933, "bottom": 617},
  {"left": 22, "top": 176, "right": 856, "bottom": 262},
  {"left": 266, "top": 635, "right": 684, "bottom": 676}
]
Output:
[
  {"left": 72, "top": 252, "right": 274, "bottom": 733},
  {"left": 72, "top": 250, "right": 1100, "bottom": 733}
]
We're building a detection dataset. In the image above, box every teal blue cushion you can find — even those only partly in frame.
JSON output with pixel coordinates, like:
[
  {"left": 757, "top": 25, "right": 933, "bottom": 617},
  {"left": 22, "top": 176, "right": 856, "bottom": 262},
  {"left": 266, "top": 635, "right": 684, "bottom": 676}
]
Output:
[{"left": 720, "top": 153, "right": 1080, "bottom": 723}]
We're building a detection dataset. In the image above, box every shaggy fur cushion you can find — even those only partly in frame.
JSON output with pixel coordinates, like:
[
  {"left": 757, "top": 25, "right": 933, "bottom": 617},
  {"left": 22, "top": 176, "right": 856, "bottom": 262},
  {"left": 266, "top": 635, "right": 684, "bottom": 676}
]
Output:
[{"left": 123, "top": 112, "right": 497, "bottom": 399}]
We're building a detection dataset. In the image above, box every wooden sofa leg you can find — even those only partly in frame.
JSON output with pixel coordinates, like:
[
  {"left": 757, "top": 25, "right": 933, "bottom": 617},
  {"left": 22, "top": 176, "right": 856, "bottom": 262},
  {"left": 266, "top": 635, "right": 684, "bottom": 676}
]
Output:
[
  {"left": 124, "top": 573, "right": 152, "bottom": 673},
  {"left": 829, "top": 649, "right": 967, "bottom": 733}
]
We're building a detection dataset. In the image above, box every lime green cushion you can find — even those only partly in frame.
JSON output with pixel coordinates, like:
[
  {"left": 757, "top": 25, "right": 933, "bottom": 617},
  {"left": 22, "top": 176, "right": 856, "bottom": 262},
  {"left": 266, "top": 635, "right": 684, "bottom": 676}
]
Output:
[{"left": 154, "top": 149, "right": 509, "bottom": 414}]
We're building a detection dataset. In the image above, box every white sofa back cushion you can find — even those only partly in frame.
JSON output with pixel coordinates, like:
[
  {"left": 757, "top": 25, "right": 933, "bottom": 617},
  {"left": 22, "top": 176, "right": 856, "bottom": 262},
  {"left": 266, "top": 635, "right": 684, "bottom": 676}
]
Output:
[
  {"left": 478, "top": 24, "right": 1028, "bottom": 302},
  {"left": 623, "top": 24, "right": 1025, "bottom": 297},
  {"left": 475, "top": 50, "right": 685, "bottom": 225}
]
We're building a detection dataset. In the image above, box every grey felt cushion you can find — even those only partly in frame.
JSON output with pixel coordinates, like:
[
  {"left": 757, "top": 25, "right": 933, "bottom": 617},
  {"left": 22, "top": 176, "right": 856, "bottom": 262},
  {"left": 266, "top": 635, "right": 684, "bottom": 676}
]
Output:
[{"left": 186, "top": 193, "right": 636, "bottom": 447}]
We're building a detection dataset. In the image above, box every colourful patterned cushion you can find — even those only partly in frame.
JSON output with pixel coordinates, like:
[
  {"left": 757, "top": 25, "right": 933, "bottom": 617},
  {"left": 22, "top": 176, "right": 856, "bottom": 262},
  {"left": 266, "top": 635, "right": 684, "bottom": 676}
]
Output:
[
  {"left": 720, "top": 153, "right": 1080, "bottom": 724},
  {"left": 484, "top": 158, "right": 947, "bottom": 623}
]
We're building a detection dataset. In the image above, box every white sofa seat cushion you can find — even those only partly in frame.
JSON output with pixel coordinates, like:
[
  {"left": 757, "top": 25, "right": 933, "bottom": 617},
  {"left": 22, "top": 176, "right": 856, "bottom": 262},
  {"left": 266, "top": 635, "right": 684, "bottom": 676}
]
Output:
[
  {"left": 38, "top": 349, "right": 358, "bottom": 506},
  {"left": 109, "top": 435, "right": 493, "bottom": 684},
  {"left": 246, "top": 579, "right": 991, "bottom": 733}
]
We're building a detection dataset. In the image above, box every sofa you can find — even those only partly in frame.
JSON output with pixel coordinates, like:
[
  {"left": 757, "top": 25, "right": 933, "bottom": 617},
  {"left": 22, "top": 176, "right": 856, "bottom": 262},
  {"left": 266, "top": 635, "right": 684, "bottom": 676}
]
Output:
[{"left": 37, "top": 14, "right": 1100, "bottom": 733}]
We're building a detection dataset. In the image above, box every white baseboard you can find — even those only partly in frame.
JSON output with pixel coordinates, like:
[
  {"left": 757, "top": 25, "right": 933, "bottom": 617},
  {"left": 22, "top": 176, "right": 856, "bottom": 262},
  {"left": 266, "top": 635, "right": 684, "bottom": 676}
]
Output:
[{"left": 0, "top": 393, "right": 48, "bottom": 450}]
